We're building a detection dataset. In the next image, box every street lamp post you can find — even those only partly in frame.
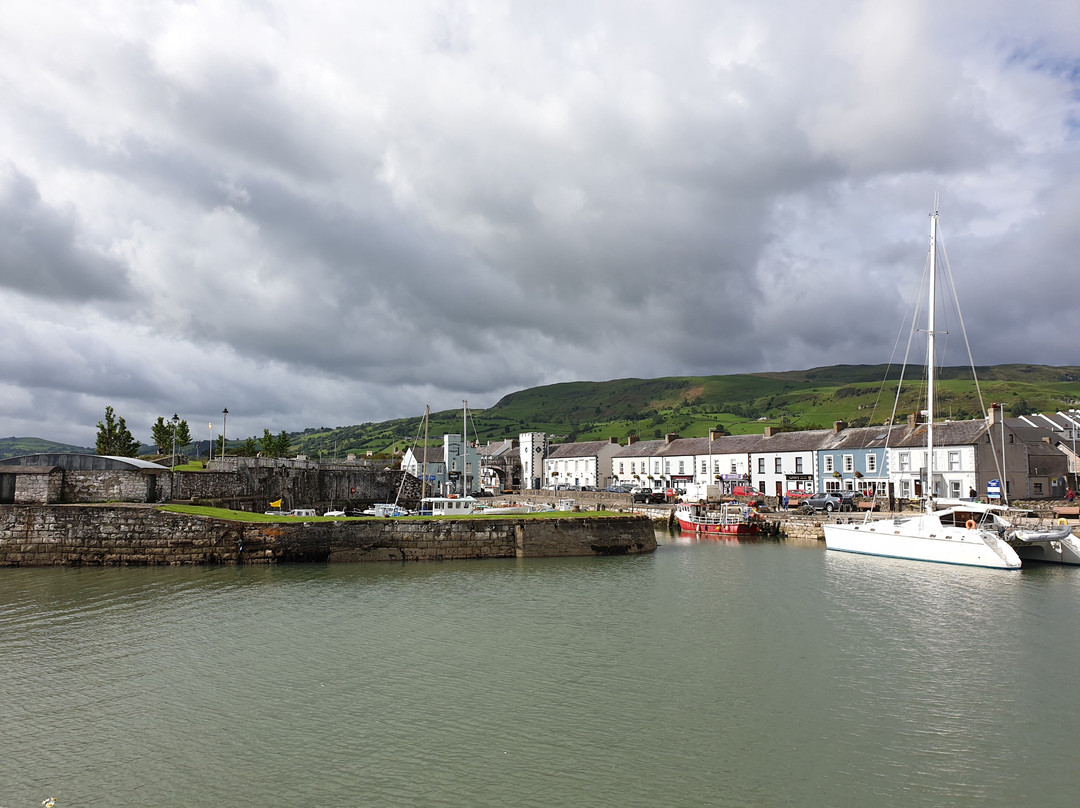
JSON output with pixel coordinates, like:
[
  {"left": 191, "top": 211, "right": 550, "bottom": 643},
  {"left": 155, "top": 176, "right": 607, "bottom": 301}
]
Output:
[
  {"left": 221, "top": 408, "right": 229, "bottom": 464},
  {"left": 170, "top": 413, "right": 179, "bottom": 472}
]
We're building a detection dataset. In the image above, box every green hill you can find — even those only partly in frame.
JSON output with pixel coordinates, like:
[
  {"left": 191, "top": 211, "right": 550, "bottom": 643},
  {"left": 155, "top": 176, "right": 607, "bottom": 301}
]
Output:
[
  {"left": 288, "top": 363, "right": 1080, "bottom": 457},
  {"left": 0, "top": 437, "right": 95, "bottom": 460},
  {"left": 14, "top": 365, "right": 1079, "bottom": 460}
]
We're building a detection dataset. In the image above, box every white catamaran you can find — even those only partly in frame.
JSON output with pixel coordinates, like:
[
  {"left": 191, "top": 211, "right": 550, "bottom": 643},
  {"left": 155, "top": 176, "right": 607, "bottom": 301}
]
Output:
[{"left": 824, "top": 209, "right": 1027, "bottom": 569}]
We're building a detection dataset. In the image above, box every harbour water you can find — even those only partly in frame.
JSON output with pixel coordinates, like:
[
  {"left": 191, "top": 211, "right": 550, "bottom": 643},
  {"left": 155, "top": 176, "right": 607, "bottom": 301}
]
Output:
[{"left": 3, "top": 530, "right": 1079, "bottom": 807}]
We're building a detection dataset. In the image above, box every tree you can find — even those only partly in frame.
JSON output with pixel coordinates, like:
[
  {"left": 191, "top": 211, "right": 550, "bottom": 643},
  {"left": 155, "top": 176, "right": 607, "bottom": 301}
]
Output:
[
  {"left": 274, "top": 430, "right": 292, "bottom": 458},
  {"left": 151, "top": 417, "right": 172, "bottom": 454},
  {"left": 260, "top": 429, "right": 293, "bottom": 458},
  {"left": 240, "top": 437, "right": 259, "bottom": 457},
  {"left": 175, "top": 420, "right": 192, "bottom": 451},
  {"left": 151, "top": 416, "right": 193, "bottom": 456},
  {"left": 96, "top": 406, "right": 141, "bottom": 457}
]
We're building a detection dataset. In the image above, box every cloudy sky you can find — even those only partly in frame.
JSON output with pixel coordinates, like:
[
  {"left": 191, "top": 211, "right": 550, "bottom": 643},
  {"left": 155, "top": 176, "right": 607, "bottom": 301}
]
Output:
[{"left": 2, "top": 0, "right": 1078, "bottom": 446}]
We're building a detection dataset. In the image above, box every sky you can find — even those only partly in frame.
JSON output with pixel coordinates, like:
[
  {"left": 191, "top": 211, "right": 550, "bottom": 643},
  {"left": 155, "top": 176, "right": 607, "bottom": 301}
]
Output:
[{"left": 1, "top": 0, "right": 1079, "bottom": 447}]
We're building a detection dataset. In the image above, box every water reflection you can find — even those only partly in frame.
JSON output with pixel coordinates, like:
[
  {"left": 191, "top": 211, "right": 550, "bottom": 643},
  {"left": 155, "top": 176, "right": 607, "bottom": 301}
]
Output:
[{"left": 3, "top": 534, "right": 1079, "bottom": 807}]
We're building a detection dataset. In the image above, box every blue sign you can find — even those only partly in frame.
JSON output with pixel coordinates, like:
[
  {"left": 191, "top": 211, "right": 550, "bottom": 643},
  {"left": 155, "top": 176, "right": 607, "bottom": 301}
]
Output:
[{"left": 987, "top": 479, "right": 1001, "bottom": 497}]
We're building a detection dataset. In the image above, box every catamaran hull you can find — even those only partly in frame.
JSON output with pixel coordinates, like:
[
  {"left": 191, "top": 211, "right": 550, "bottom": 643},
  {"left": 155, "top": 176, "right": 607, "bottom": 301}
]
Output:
[
  {"left": 1011, "top": 533, "right": 1080, "bottom": 565},
  {"left": 824, "top": 523, "right": 1022, "bottom": 569}
]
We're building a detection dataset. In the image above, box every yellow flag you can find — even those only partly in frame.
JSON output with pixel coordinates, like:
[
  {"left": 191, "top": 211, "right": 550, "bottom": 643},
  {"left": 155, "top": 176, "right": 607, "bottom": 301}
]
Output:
[{"left": 270, "top": 499, "right": 282, "bottom": 508}]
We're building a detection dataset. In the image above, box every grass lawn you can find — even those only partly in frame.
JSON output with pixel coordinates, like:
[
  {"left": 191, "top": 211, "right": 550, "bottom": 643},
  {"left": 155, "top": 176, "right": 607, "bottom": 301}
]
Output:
[{"left": 157, "top": 504, "right": 636, "bottom": 522}]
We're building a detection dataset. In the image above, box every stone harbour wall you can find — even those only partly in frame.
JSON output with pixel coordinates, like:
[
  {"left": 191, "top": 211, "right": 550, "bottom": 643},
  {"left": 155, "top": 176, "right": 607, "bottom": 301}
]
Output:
[{"left": 0, "top": 505, "right": 657, "bottom": 566}]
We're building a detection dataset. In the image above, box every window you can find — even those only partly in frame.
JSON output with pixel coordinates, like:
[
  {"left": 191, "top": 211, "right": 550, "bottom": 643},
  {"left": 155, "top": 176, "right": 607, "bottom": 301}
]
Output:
[
  {"left": 950, "top": 480, "right": 961, "bottom": 497},
  {"left": 730, "top": 460, "right": 737, "bottom": 473},
  {"left": 843, "top": 455, "right": 854, "bottom": 473},
  {"left": 701, "top": 461, "right": 706, "bottom": 473},
  {"left": 795, "top": 457, "right": 804, "bottom": 473},
  {"left": 678, "top": 461, "right": 685, "bottom": 474},
  {"left": 948, "top": 451, "right": 960, "bottom": 471},
  {"left": 824, "top": 456, "right": 834, "bottom": 473},
  {"left": 899, "top": 452, "right": 910, "bottom": 472},
  {"left": 1034, "top": 482, "right": 1044, "bottom": 495},
  {"left": 825, "top": 480, "right": 840, "bottom": 493},
  {"left": 900, "top": 480, "right": 911, "bottom": 498},
  {"left": 866, "top": 454, "right": 877, "bottom": 473},
  {"left": 619, "top": 462, "right": 624, "bottom": 474},
  {"left": 775, "top": 458, "right": 782, "bottom": 473},
  {"left": 758, "top": 458, "right": 765, "bottom": 473}
]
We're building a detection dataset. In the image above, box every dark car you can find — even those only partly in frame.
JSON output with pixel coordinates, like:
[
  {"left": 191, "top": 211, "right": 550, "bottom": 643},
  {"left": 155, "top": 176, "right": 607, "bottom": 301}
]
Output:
[
  {"left": 632, "top": 489, "right": 667, "bottom": 504},
  {"left": 801, "top": 491, "right": 856, "bottom": 513}
]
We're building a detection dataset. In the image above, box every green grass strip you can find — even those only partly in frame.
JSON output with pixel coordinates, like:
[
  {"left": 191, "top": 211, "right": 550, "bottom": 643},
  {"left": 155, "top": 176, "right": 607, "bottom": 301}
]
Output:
[{"left": 157, "top": 504, "right": 635, "bottom": 523}]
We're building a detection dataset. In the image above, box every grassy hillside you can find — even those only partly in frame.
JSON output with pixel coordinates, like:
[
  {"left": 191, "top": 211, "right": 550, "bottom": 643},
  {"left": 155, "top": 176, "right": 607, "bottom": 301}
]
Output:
[
  {"left": 14, "top": 365, "right": 1078, "bottom": 460},
  {"left": 0, "top": 437, "right": 95, "bottom": 460},
  {"left": 288, "top": 364, "right": 1080, "bottom": 457}
]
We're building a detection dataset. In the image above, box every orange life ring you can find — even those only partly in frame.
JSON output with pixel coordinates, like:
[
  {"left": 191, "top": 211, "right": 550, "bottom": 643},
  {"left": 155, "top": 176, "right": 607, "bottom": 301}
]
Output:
[{"left": 965, "top": 519, "right": 977, "bottom": 530}]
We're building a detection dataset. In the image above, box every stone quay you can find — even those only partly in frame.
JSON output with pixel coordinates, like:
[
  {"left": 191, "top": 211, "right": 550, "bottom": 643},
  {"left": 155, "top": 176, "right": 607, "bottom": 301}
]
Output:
[{"left": 0, "top": 505, "right": 657, "bottom": 566}]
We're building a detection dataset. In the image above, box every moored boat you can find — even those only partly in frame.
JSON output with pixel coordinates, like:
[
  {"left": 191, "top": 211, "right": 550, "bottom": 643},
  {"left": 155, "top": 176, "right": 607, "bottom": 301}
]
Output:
[
  {"left": 418, "top": 495, "right": 478, "bottom": 515},
  {"left": 362, "top": 503, "right": 411, "bottom": 517},
  {"left": 674, "top": 502, "right": 762, "bottom": 534},
  {"left": 479, "top": 502, "right": 536, "bottom": 515},
  {"left": 823, "top": 207, "right": 1021, "bottom": 569}
]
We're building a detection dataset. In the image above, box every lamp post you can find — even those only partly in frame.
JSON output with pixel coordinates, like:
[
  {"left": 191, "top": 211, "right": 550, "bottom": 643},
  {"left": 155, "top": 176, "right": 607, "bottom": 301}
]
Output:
[
  {"left": 221, "top": 408, "right": 228, "bottom": 464},
  {"left": 170, "top": 413, "right": 179, "bottom": 472}
]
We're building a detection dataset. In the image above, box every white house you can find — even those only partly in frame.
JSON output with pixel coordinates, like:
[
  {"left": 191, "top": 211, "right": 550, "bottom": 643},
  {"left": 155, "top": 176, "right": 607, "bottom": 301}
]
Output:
[{"left": 544, "top": 438, "right": 622, "bottom": 489}]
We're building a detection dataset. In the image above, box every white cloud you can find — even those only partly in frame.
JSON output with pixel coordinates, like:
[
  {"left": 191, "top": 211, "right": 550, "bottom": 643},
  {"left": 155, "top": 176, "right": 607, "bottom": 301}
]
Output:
[{"left": 0, "top": 0, "right": 1078, "bottom": 445}]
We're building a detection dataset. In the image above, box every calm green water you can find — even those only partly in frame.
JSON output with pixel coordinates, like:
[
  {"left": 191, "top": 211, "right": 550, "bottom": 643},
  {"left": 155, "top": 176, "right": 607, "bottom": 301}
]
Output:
[{"left": 3, "top": 531, "right": 1079, "bottom": 807}]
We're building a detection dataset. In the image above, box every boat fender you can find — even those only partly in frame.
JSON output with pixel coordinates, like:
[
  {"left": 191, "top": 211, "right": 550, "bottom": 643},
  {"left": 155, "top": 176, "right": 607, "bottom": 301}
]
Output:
[
  {"left": 1057, "top": 518, "right": 1069, "bottom": 526},
  {"left": 965, "top": 519, "right": 977, "bottom": 530}
]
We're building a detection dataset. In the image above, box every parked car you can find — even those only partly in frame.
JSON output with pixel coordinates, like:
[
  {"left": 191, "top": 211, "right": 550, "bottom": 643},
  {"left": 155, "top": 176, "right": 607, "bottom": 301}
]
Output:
[
  {"left": 731, "top": 485, "right": 760, "bottom": 496},
  {"left": 801, "top": 491, "right": 856, "bottom": 513},
  {"left": 632, "top": 489, "right": 667, "bottom": 504},
  {"left": 785, "top": 490, "right": 812, "bottom": 500}
]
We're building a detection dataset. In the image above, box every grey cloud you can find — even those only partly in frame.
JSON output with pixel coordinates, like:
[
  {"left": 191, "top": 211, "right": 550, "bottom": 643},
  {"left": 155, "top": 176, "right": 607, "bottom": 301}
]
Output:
[{"left": 0, "top": 167, "right": 134, "bottom": 302}]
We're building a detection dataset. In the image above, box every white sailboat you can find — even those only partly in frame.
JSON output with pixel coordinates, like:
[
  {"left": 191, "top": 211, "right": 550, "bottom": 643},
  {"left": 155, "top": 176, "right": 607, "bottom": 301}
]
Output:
[{"left": 823, "top": 209, "right": 1023, "bottom": 569}]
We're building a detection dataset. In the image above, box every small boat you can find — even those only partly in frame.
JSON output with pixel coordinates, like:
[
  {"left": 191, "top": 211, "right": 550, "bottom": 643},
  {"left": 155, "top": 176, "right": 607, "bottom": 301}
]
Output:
[
  {"left": 1007, "top": 520, "right": 1080, "bottom": 565},
  {"left": 418, "top": 496, "right": 478, "bottom": 516},
  {"left": 479, "top": 502, "right": 536, "bottom": 515},
  {"left": 674, "top": 502, "right": 762, "bottom": 534},
  {"left": 362, "top": 503, "right": 410, "bottom": 517}
]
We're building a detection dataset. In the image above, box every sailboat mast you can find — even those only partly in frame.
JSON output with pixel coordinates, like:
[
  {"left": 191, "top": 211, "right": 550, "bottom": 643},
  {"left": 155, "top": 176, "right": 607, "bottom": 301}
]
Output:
[
  {"left": 422, "top": 405, "right": 430, "bottom": 501},
  {"left": 926, "top": 209, "right": 938, "bottom": 508},
  {"left": 462, "top": 399, "right": 469, "bottom": 495}
]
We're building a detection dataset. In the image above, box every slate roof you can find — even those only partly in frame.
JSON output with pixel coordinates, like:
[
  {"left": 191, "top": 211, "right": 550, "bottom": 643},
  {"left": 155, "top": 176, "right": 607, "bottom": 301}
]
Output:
[
  {"left": 0, "top": 453, "right": 169, "bottom": 471},
  {"left": 547, "top": 440, "right": 619, "bottom": 459},
  {"left": 477, "top": 439, "right": 515, "bottom": 459}
]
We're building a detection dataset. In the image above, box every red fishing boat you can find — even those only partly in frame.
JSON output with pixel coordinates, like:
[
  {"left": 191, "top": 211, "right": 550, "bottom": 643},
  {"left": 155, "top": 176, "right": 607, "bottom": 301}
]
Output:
[{"left": 674, "top": 502, "right": 762, "bottom": 535}]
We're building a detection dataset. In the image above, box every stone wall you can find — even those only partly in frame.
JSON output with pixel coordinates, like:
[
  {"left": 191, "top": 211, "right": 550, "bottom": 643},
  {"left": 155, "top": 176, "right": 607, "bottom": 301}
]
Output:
[
  {"left": 62, "top": 470, "right": 166, "bottom": 504},
  {"left": 13, "top": 471, "right": 63, "bottom": 505},
  {"left": 174, "top": 462, "right": 418, "bottom": 511},
  {"left": 0, "top": 505, "right": 656, "bottom": 566}
]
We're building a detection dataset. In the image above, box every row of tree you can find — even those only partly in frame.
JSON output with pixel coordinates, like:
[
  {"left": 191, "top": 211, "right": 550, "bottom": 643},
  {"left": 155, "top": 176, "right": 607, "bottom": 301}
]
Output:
[{"left": 93, "top": 407, "right": 293, "bottom": 460}]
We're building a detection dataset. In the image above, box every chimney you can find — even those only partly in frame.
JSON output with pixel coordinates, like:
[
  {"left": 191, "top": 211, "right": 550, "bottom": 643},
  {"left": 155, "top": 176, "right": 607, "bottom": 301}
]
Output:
[
  {"left": 988, "top": 403, "right": 1001, "bottom": 426},
  {"left": 609, "top": 436, "right": 618, "bottom": 444},
  {"left": 708, "top": 428, "right": 719, "bottom": 441},
  {"left": 627, "top": 435, "right": 638, "bottom": 445},
  {"left": 764, "top": 426, "right": 775, "bottom": 438},
  {"left": 665, "top": 433, "right": 679, "bottom": 444},
  {"left": 907, "top": 412, "right": 918, "bottom": 429},
  {"left": 833, "top": 420, "right": 847, "bottom": 434}
]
